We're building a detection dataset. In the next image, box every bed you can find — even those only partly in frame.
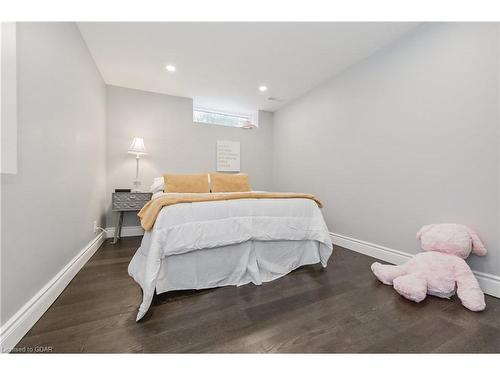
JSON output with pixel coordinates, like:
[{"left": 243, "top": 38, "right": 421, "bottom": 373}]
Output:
[{"left": 128, "top": 174, "right": 333, "bottom": 321}]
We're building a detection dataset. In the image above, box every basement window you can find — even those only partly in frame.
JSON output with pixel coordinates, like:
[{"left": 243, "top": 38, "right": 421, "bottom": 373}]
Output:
[{"left": 193, "top": 107, "right": 258, "bottom": 128}]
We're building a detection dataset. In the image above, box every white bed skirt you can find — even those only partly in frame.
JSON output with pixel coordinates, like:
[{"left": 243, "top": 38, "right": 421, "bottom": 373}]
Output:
[{"left": 129, "top": 239, "right": 332, "bottom": 295}]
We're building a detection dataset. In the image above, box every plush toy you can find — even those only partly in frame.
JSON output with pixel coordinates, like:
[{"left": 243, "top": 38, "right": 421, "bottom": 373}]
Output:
[{"left": 371, "top": 223, "right": 487, "bottom": 311}]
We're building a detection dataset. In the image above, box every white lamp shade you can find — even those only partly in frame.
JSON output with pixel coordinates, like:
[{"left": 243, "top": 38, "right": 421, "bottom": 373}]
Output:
[{"left": 128, "top": 137, "right": 147, "bottom": 155}]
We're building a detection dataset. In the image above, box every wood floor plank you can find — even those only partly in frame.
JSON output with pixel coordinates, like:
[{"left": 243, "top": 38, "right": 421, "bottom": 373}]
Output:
[{"left": 14, "top": 237, "right": 500, "bottom": 353}]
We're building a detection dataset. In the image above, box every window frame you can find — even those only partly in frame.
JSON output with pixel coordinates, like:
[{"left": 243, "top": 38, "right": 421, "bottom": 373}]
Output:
[{"left": 193, "top": 106, "right": 258, "bottom": 128}]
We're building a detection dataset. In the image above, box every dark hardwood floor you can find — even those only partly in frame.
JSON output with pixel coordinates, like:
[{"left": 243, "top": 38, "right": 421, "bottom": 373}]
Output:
[{"left": 15, "top": 236, "right": 500, "bottom": 353}]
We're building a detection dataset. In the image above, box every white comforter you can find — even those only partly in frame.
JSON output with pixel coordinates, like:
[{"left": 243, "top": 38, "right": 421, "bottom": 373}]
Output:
[{"left": 128, "top": 195, "right": 333, "bottom": 321}]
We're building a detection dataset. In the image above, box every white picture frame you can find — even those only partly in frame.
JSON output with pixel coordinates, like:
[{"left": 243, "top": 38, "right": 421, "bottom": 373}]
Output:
[{"left": 216, "top": 140, "right": 240, "bottom": 172}]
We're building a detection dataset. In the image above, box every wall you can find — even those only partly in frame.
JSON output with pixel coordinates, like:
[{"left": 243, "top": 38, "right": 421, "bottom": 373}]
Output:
[
  {"left": 105, "top": 85, "right": 274, "bottom": 227},
  {"left": 273, "top": 23, "right": 500, "bottom": 276},
  {"left": 1, "top": 23, "right": 107, "bottom": 325}
]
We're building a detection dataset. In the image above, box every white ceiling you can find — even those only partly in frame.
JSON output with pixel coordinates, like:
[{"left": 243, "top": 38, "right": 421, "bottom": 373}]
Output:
[{"left": 78, "top": 22, "right": 419, "bottom": 113}]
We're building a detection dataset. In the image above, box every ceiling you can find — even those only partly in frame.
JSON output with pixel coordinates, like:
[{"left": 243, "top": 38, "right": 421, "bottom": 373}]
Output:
[{"left": 78, "top": 22, "right": 419, "bottom": 113}]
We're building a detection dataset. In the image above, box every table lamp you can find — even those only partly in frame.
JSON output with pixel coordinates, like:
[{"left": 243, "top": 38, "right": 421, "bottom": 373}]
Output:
[{"left": 128, "top": 137, "right": 147, "bottom": 192}]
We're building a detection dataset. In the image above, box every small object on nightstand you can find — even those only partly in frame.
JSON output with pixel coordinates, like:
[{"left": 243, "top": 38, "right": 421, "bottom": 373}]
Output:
[{"left": 111, "top": 191, "right": 152, "bottom": 244}]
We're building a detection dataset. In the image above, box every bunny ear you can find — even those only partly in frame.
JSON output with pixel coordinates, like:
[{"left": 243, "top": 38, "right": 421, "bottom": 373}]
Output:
[
  {"left": 416, "top": 224, "right": 432, "bottom": 240},
  {"left": 466, "top": 227, "right": 487, "bottom": 256}
]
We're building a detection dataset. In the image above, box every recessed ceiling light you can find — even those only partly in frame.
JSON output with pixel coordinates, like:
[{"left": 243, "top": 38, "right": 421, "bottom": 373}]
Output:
[
  {"left": 259, "top": 85, "right": 268, "bottom": 92},
  {"left": 165, "top": 65, "right": 176, "bottom": 72}
]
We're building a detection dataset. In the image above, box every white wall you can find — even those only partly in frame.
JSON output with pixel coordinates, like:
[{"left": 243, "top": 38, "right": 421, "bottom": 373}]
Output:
[
  {"left": 106, "top": 85, "right": 274, "bottom": 227},
  {"left": 1, "top": 23, "right": 107, "bottom": 325},
  {"left": 273, "top": 23, "right": 500, "bottom": 276}
]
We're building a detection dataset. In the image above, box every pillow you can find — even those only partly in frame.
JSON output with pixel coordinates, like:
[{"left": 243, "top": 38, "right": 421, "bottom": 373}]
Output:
[
  {"left": 150, "top": 177, "right": 164, "bottom": 193},
  {"left": 163, "top": 173, "right": 210, "bottom": 193},
  {"left": 210, "top": 173, "right": 251, "bottom": 192}
]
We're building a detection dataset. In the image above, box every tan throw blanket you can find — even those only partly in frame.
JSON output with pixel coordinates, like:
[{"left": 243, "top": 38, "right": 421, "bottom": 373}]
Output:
[{"left": 138, "top": 192, "right": 323, "bottom": 231}]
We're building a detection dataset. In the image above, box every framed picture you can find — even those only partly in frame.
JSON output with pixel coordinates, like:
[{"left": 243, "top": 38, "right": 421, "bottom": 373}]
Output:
[{"left": 216, "top": 140, "right": 240, "bottom": 172}]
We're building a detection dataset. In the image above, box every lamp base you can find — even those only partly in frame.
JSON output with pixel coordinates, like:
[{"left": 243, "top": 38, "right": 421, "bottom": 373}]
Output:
[{"left": 132, "top": 180, "right": 142, "bottom": 193}]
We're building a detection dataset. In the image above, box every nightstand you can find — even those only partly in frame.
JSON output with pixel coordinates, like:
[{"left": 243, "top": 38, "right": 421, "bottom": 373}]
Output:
[{"left": 111, "top": 192, "right": 152, "bottom": 244}]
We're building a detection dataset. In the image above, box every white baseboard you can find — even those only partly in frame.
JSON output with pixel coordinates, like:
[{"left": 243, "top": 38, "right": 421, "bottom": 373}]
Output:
[
  {"left": 105, "top": 226, "right": 144, "bottom": 239},
  {"left": 471, "top": 270, "right": 500, "bottom": 299},
  {"left": 0, "top": 232, "right": 106, "bottom": 352},
  {"left": 329, "top": 232, "right": 500, "bottom": 299}
]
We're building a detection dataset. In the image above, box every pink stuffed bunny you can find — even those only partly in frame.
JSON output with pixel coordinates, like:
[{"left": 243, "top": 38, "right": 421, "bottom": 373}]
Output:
[{"left": 371, "top": 223, "right": 487, "bottom": 311}]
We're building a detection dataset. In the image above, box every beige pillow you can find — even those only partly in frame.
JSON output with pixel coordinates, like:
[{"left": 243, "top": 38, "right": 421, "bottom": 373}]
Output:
[
  {"left": 210, "top": 173, "right": 251, "bottom": 192},
  {"left": 163, "top": 173, "right": 210, "bottom": 193}
]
